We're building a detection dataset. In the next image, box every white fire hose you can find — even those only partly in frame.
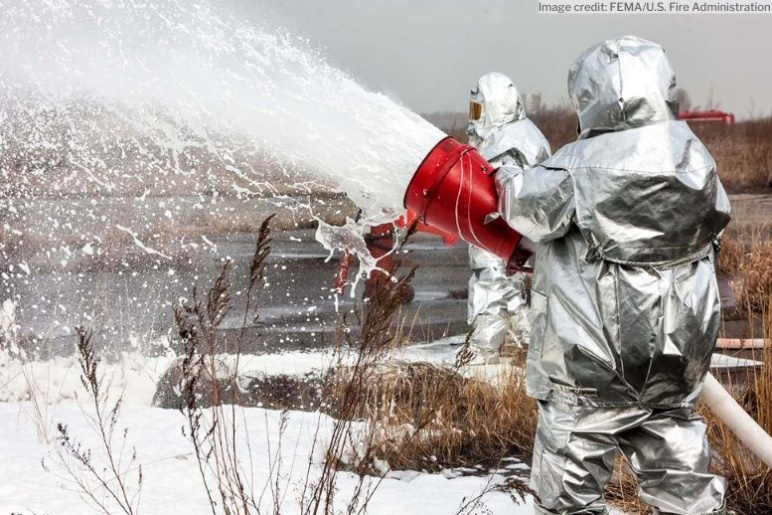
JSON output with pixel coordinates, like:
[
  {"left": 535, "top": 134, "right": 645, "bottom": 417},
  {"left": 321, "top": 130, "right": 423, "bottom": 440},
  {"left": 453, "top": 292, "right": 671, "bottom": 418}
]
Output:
[{"left": 702, "top": 372, "right": 772, "bottom": 468}]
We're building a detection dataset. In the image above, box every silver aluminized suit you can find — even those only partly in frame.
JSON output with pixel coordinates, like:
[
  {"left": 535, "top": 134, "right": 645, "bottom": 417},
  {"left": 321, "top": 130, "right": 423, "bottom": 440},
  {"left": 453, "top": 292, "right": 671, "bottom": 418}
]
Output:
[
  {"left": 466, "top": 72, "right": 551, "bottom": 364},
  {"left": 495, "top": 37, "right": 730, "bottom": 514}
]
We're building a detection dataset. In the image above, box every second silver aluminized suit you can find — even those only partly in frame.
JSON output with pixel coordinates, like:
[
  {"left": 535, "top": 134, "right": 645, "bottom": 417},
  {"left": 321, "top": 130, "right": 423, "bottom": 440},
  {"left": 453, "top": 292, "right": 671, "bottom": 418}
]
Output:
[
  {"left": 466, "top": 72, "right": 551, "bottom": 364},
  {"left": 495, "top": 37, "right": 730, "bottom": 514}
]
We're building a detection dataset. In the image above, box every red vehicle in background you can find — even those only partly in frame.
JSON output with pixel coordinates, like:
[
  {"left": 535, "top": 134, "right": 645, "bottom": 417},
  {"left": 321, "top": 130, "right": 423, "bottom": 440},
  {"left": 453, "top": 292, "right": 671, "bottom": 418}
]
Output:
[{"left": 678, "top": 109, "right": 736, "bottom": 125}]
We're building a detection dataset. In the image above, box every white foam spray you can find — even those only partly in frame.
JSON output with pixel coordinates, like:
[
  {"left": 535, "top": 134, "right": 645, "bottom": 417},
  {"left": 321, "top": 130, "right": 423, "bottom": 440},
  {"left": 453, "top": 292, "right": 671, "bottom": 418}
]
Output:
[
  {"left": 0, "top": 0, "right": 446, "bottom": 307},
  {"left": 0, "top": 0, "right": 444, "bottom": 220}
]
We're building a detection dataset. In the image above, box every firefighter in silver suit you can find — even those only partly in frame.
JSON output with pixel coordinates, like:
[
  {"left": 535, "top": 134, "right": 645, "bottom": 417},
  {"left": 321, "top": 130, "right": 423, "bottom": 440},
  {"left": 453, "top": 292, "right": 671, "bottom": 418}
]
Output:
[
  {"left": 495, "top": 37, "right": 731, "bottom": 514},
  {"left": 464, "top": 72, "right": 551, "bottom": 365}
]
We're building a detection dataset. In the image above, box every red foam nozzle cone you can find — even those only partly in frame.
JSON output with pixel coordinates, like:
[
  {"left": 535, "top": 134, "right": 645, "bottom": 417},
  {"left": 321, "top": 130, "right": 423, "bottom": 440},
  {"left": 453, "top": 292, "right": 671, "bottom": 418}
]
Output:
[{"left": 403, "top": 136, "right": 527, "bottom": 266}]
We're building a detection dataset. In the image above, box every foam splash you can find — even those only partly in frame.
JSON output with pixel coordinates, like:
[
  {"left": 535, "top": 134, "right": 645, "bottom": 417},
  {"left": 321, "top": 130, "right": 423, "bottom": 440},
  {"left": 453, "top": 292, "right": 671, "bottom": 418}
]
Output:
[
  {"left": 0, "top": 0, "right": 444, "bottom": 219},
  {"left": 0, "top": 0, "right": 445, "bottom": 323},
  {"left": 314, "top": 217, "right": 396, "bottom": 298}
]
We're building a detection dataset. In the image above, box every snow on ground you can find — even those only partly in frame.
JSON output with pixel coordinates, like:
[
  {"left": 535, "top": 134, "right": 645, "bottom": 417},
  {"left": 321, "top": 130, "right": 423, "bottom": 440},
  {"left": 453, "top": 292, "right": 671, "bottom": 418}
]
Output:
[
  {"left": 0, "top": 401, "right": 531, "bottom": 514},
  {"left": 0, "top": 347, "right": 535, "bottom": 514},
  {"left": 0, "top": 350, "right": 343, "bottom": 405},
  {"left": 1, "top": 341, "right": 758, "bottom": 407},
  {"left": 0, "top": 340, "right": 660, "bottom": 513},
  {"left": 0, "top": 339, "right": 509, "bottom": 406}
]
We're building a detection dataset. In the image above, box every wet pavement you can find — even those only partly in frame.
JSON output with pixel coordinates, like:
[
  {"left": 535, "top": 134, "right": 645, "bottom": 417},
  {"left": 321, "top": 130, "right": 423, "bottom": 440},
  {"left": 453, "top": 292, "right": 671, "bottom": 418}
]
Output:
[
  {"left": 4, "top": 192, "right": 770, "bottom": 360},
  {"left": 6, "top": 225, "right": 470, "bottom": 359}
]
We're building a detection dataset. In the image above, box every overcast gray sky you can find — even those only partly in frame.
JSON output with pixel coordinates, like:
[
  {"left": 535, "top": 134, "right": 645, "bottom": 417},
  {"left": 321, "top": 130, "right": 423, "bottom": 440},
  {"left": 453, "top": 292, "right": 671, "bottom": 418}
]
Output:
[{"left": 258, "top": 0, "right": 772, "bottom": 119}]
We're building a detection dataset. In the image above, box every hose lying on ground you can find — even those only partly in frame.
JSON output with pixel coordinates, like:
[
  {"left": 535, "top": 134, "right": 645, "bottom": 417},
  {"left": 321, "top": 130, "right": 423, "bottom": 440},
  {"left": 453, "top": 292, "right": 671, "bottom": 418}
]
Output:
[{"left": 702, "top": 372, "right": 772, "bottom": 468}]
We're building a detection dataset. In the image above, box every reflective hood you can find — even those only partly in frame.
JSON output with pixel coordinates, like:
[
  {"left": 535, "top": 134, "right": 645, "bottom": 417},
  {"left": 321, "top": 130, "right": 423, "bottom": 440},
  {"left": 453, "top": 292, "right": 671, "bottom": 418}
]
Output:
[
  {"left": 467, "top": 72, "right": 525, "bottom": 147},
  {"left": 569, "top": 36, "right": 678, "bottom": 139}
]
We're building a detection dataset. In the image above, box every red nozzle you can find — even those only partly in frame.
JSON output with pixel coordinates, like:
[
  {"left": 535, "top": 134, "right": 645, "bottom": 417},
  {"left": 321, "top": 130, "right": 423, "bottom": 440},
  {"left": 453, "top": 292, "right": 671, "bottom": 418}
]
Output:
[{"left": 403, "top": 137, "right": 528, "bottom": 267}]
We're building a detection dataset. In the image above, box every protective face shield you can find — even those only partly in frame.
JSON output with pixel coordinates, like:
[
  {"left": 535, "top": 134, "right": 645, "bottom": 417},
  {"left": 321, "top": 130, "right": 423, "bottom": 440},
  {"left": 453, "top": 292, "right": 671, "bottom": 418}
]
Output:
[
  {"left": 466, "top": 72, "right": 525, "bottom": 148},
  {"left": 568, "top": 35, "right": 678, "bottom": 139},
  {"left": 466, "top": 85, "right": 486, "bottom": 147},
  {"left": 468, "top": 99, "right": 483, "bottom": 122}
]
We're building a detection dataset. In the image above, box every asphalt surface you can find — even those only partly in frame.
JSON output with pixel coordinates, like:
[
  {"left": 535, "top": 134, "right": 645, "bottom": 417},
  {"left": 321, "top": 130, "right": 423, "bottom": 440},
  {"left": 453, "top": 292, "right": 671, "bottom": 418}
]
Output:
[
  {"left": 6, "top": 227, "right": 470, "bottom": 358},
  {"left": 4, "top": 192, "right": 769, "bottom": 360}
]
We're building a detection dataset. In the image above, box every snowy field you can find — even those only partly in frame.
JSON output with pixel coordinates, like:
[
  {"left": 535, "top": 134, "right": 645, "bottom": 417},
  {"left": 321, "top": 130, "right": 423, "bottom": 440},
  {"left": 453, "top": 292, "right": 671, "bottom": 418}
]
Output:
[
  {"left": 0, "top": 347, "right": 534, "bottom": 514},
  {"left": 1, "top": 342, "right": 745, "bottom": 513},
  {"left": 0, "top": 404, "right": 533, "bottom": 514}
]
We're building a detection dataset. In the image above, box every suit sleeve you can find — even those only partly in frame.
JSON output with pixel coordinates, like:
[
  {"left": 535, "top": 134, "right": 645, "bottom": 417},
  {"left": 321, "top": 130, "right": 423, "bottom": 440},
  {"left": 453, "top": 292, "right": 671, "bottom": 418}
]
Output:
[{"left": 495, "top": 164, "right": 576, "bottom": 243}]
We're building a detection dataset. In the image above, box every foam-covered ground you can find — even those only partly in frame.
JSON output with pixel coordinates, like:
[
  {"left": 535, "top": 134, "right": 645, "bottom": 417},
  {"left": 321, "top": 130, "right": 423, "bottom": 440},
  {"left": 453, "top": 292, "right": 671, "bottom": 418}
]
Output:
[
  {"left": 0, "top": 401, "right": 533, "bottom": 514},
  {"left": 0, "top": 346, "right": 536, "bottom": 514}
]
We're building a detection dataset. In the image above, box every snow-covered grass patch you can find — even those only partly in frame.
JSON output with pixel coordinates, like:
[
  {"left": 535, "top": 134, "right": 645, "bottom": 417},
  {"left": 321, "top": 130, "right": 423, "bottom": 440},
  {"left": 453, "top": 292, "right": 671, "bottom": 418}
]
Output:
[
  {"left": 0, "top": 217, "right": 537, "bottom": 514},
  {"left": 1, "top": 401, "right": 531, "bottom": 514},
  {"left": 0, "top": 349, "right": 345, "bottom": 406}
]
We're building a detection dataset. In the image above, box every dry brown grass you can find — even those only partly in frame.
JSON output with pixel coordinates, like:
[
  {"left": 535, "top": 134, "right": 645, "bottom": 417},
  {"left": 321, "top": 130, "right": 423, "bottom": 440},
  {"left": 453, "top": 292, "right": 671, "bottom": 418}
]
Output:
[
  {"left": 732, "top": 240, "right": 772, "bottom": 314},
  {"left": 530, "top": 105, "right": 580, "bottom": 150},
  {"left": 437, "top": 111, "right": 772, "bottom": 193},
  {"left": 156, "top": 356, "right": 539, "bottom": 475},
  {"left": 339, "top": 361, "right": 537, "bottom": 473},
  {"left": 603, "top": 456, "right": 650, "bottom": 515},
  {"left": 324, "top": 236, "right": 539, "bottom": 478},
  {"left": 716, "top": 236, "right": 746, "bottom": 278},
  {"left": 693, "top": 118, "right": 772, "bottom": 192},
  {"left": 719, "top": 230, "right": 772, "bottom": 316},
  {"left": 702, "top": 377, "right": 772, "bottom": 514},
  {"left": 701, "top": 304, "right": 772, "bottom": 515}
]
